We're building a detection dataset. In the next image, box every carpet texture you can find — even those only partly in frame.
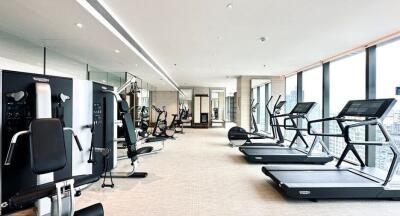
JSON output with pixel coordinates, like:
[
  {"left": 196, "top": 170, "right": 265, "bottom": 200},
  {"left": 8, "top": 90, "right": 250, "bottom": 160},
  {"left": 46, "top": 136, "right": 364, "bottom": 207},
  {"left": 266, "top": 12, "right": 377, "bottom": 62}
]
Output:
[{"left": 76, "top": 126, "right": 400, "bottom": 216}]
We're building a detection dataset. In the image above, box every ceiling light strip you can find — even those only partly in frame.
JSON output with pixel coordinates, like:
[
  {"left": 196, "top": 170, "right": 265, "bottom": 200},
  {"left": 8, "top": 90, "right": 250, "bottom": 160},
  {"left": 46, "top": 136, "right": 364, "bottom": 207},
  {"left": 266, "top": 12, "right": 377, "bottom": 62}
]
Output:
[{"left": 77, "top": 0, "right": 180, "bottom": 92}]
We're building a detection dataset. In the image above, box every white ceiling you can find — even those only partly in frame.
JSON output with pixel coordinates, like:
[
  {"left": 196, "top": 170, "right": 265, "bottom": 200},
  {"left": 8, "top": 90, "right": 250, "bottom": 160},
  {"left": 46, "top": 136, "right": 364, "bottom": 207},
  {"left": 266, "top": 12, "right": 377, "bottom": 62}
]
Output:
[
  {"left": 103, "top": 0, "right": 400, "bottom": 93},
  {"left": 1, "top": 1, "right": 400, "bottom": 94}
]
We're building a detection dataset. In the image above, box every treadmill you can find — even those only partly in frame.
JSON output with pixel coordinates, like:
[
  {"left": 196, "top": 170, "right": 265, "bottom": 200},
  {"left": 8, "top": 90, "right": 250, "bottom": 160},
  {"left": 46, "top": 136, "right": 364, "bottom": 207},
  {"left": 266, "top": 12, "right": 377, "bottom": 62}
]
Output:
[
  {"left": 262, "top": 98, "right": 400, "bottom": 200},
  {"left": 239, "top": 102, "right": 334, "bottom": 164}
]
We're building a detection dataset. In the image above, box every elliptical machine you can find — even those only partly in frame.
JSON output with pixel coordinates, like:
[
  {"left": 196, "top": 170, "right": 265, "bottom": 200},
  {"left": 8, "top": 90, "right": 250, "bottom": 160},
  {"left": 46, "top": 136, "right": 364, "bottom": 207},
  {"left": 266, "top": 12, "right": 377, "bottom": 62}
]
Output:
[
  {"left": 152, "top": 105, "right": 175, "bottom": 138},
  {"left": 228, "top": 95, "right": 286, "bottom": 147},
  {"left": 169, "top": 104, "right": 190, "bottom": 134}
]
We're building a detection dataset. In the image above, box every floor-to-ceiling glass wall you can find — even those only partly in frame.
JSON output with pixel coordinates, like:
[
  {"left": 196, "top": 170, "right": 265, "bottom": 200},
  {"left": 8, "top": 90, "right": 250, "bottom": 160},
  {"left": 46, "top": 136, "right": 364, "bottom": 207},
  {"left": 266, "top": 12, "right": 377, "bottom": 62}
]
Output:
[
  {"left": 259, "top": 85, "right": 266, "bottom": 131},
  {"left": 329, "top": 52, "right": 366, "bottom": 162},
  {"left": 285, "top": 75, "right": 297, "bottom": 140},
  {"left": 302, "top": 66, "right": 323, "bottom": 145},
  {"left": 251, "top": 79, "right": 271, "bottom": 132},
  {"left": 375, "top": 39, "right": 400, "bottom": 172}
]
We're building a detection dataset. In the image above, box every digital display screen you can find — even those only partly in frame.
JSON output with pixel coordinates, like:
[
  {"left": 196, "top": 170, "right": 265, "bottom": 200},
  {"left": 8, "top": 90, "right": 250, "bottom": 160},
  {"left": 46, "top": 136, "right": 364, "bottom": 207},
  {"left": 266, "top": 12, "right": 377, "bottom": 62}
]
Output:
[
  {"left": 396, "top": 87, "right": 400, "bottom": 96},
  {"left": 339, "top": 99, "right": 395, "bottom": 118},
  {"left": 291, "top": 102, "right": 315, "bottom": 114},
  {"left": 275, "top": 101, "right": 286, "bottom": 109}
]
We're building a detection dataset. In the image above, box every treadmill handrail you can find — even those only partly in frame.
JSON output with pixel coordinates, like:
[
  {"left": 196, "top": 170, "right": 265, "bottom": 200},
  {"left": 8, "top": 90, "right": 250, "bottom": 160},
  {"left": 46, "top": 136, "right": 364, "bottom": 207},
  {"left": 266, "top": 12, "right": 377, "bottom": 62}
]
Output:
[
  {"left": 283, "top": 114, "right": 307, "bottom": 129},
  {"left": 344, "top": 118, "right": 389, "bottom": 146},
  {"left": 308, "top": 117, "right": 342, "bottom": 136}
]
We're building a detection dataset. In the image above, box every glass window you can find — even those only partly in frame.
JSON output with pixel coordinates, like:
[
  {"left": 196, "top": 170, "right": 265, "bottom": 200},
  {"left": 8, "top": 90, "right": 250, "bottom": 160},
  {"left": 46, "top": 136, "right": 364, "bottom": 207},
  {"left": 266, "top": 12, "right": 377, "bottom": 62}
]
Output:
[
  {"left": 259, "top": 85, "right": 266, "bottom": 131},
  {"left": 267, "top": 83, "right": 272, "bottom": 134},
  {"left": 285, "top": 75, "right": 297, "bottom": 140},
  {"left": 302, "top": 66, "right": 323, "bottom": 144},
  {"left": 375, "top": 39, "right": 400, "bottom": 172},
  {"left": 251, "top": 87, "right": 258, "bottom": 131},
  {"left": 329, "top": 52, "right": 366, "bottom": 162}
]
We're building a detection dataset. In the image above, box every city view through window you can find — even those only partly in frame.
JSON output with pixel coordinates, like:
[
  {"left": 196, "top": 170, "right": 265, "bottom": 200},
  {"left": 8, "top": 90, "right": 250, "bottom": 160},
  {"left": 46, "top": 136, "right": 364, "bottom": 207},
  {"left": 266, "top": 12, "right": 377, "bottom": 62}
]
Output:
[
  {"left": 329, "top": 52, "right": 366, "bottom": 162},
  {"left": 376, "top": 39, "right": 400, "bottom": 172},
  {"left": 284, "top": 39, "right": 400, "bottom": 170}
]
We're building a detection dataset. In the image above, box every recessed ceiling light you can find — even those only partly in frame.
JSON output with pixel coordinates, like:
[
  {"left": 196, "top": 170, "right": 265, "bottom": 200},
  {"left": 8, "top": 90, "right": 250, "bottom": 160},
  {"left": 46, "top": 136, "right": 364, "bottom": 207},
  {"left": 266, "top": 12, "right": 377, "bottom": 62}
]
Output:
[
  {"left": 135, "top": 63, "right": 139, "bottom": 67},
  {"left": 226, "top": 3, "right": 233, "bottom": 8},
  {"left": 75, "top": 23, "right": 83, "bottom": 28},
  {"left": 217, "top": 36, "right": 222, "bottom": 40},
  {"left": 114, "top": 49, "right": 120, "bottom": 53},
  {"left": 259, "top": 36, "right": 268, "bottom": 42}
]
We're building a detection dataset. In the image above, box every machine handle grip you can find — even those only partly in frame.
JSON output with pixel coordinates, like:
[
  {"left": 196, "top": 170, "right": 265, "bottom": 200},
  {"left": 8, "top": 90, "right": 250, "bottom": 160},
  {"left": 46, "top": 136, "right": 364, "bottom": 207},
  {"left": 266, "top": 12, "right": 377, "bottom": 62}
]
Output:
[
  {"left": 74, "top": 135, "right": 83, "bottom": 151},
  {"left": 4, "top": 142, "right": 17, "bottom": 165},
  {"left": 4, "top": 130, "right": 30, "bottom": 165},
  {"left": 63, "top": 128, "right": 83, "bottom": 151}
]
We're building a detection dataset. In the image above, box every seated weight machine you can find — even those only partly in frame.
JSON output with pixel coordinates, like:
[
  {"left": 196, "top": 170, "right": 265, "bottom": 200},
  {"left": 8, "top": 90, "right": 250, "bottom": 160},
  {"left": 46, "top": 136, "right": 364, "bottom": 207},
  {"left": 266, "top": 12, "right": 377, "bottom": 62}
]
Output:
[
  {"left": 3, "top": 118, "right": 104, "bottom": 216},
  {"left": 103, "top": 77, "right": 165, "bottom": 178}
]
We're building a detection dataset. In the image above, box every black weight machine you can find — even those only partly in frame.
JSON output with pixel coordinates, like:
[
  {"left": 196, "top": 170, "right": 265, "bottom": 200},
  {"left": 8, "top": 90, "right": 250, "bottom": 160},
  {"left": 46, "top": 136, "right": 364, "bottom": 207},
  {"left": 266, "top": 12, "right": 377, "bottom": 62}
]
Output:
[{"left": 102, "top": 77, "right": 164, "bottom": 179}]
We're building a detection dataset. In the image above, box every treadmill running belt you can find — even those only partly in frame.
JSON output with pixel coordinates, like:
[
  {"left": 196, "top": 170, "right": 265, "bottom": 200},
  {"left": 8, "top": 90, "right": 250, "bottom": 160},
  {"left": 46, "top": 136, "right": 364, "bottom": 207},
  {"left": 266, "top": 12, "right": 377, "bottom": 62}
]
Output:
[
  {"left": 243, "top": 148, "right": 304, "bottom": 156},
  {"left": 268, "top": 170, "right": 377, "bottom": 184}
]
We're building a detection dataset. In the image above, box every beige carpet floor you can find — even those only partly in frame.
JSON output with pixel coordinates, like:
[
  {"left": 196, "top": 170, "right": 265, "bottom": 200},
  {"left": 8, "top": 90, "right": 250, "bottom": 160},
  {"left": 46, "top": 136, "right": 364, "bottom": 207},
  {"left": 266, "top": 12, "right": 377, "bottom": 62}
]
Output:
[{"left": 76, "top": 126, "right": 400, "bottom": 216}]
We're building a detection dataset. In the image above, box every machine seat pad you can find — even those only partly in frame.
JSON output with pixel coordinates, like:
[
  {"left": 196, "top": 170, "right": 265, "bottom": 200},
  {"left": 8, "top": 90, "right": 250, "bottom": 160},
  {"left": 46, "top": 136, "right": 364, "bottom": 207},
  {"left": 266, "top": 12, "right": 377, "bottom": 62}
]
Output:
[
  {"left": 8, "top": 181, "right": 55, "bottom": 208},
  {"left": 118, "top": 100, "right": 129, "bottom": 113},
  {"left": 8, "top": 175, "right": 101, "bottom": 209},
  {"left": 136, "top": 146, "right": 154, "bottom": 155},
  {"left": 74, "top": 175, "right": 101, "bottom": 187},
  {"left": 74, "top": 203, "right": 104, "bottom": 216},
  {"left": 145, "top": 137, "right": 166, "bottom": 143}
]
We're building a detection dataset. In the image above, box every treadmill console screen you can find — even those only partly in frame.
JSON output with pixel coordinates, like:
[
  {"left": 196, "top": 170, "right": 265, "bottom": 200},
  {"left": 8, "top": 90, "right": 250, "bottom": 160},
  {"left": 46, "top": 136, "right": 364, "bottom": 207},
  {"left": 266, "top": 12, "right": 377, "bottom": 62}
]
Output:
[
  {"left": 290, "top": 102, "right": 316, "bottom": 114},
  {"left": 275, "top": 101, "right": 286, "bottom": 109},
  {"left": 338, "top": 98, "right": 396, "bottom": 118}
]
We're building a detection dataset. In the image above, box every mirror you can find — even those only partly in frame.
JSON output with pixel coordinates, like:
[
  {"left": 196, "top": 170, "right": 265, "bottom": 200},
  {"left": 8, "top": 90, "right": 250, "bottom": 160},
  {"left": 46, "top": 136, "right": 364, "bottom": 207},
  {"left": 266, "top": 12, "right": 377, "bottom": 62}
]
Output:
[
  {"left": 179, "top": 88, "right": 194, "bottom": 127},
  {"left": 210, "top": 88, "right": 226, "bottom": 127}
]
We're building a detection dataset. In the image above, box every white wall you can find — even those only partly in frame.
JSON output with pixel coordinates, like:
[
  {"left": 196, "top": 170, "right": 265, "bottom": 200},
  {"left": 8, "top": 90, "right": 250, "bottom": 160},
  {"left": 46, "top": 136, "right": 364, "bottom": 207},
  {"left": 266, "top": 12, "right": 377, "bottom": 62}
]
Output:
[{"left": 236, "top": 76, "right": 285, "bottom": 131}]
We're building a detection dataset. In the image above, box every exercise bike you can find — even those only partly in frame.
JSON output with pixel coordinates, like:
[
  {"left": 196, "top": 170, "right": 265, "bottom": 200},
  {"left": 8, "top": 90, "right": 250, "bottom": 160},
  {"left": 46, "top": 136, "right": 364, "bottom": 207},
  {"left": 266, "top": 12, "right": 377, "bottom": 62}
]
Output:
[
  {"left": 228, "top": 95, "right": 286, "bottom": 146},
  {"left": 152, "top": 105, "right": 175, "bottom": 138}
]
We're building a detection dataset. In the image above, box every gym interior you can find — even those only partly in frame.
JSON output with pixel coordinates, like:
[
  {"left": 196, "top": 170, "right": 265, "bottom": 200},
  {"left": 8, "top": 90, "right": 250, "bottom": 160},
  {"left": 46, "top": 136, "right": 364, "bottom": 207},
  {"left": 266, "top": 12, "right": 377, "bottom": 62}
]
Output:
[{"left": 1, "top": 1, "right": 400, "bottom": 216}]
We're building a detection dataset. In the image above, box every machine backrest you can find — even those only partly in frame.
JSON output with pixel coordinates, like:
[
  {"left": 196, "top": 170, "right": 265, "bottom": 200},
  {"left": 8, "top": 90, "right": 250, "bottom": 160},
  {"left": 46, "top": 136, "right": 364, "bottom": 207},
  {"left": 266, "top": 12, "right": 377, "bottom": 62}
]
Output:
[
  {"left": 30, "top": 118, "right": 67, "bottom": 174},
  {"left": 337, "top": 98, "right": 396, "bottom": 118},
  {"left": 118, "top": 100, "right": 137, "bottom": 148}
]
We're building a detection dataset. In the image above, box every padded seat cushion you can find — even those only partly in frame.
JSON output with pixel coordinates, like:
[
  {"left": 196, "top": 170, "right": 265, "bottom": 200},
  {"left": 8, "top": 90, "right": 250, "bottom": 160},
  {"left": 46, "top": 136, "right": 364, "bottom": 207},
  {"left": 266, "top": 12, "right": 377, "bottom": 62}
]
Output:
[
  {"left": 30, "top": 118, "right": 67, "bottom": 174},
  {"left": 145, "top": 137, "right": 166, "bottom": 143},
  {"left": 74, "top": 203, "right": 104, "bottom": 216},
  {"left": 118, "top": 100, "right": 130, "bottom": 113},
  {"left": 136, "top": 146, "right": 154, "bottom": 155}
]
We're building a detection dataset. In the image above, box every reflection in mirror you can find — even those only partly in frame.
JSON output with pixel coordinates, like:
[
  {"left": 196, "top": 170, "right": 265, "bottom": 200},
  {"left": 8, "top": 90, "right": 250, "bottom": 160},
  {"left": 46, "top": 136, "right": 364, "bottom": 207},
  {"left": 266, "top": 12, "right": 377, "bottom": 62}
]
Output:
[
  {"left": 210, "top": 88, "right": 226, "bottom": 128},
  {"left": 179, "top": 88, "right": 194, "bottom": 127}
]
